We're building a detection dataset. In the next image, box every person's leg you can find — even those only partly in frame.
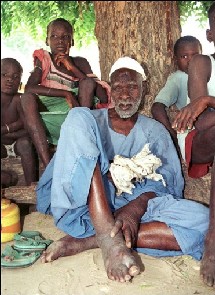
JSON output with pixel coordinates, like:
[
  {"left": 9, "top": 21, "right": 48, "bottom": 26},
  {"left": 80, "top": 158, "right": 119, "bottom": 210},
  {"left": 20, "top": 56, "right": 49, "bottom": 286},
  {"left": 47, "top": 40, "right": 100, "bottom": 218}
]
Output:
[
  {"left": 37, "top": 108, "right": 103, "bottom": 263},
  {"left": 191, "top": 125, "right": 215, "bottom": 164},
  {"left": 40, "top": 164, "right": 140, "bottom": 282},
  {"left": 1, "top": 170, "right": 18, "bottom": 188},
  {"left": 135, "top": 195, "right": 209, "bottom": 260},
  {"left": 15, "top": 137, "right": 37, "bottom": 185},
  {"left": 40, "top": 235, "right": 98, "bottom": 263},
  {"left": 137, "top": 221, "right": 180, "bottom": 250},
  {"left": 78, "top": 77, "right": 97, "bottom": 108},
  {"left": 88, "top": 164, "right": 140, "bottom": 282},
  {"left": 21, "top": 93, "right": 51, "bottom": 167},
  {"left": 200, "top": 156, "right": 215, "bottom": 287}
]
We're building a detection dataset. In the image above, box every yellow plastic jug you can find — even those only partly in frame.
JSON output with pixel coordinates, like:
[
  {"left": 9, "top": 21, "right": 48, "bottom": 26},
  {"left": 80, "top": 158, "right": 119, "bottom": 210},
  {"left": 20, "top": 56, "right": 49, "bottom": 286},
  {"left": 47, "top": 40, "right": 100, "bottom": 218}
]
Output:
[{"left": 1, "top": 198, "right": 21, "bottom": 243}]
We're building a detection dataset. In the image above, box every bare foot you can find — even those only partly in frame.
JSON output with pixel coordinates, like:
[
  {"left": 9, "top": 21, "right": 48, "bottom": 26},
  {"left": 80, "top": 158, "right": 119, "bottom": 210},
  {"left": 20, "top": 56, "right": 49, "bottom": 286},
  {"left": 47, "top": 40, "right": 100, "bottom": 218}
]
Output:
[
  {"left": 98, "top": 232, "right": 140, "bottom": 282},
  {"left": 40, "top": 235, "right": 97, "bottom": 263},
  {"left": 200, "top": 230, "right": 215, "bottom": 288}
]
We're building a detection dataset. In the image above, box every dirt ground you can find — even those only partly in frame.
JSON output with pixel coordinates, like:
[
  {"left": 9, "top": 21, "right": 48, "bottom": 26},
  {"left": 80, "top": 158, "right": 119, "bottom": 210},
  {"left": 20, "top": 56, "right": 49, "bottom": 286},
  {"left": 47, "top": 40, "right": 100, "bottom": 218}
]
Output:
[{"left": 1, "top": 211, "right": 214, "bottom": 295}]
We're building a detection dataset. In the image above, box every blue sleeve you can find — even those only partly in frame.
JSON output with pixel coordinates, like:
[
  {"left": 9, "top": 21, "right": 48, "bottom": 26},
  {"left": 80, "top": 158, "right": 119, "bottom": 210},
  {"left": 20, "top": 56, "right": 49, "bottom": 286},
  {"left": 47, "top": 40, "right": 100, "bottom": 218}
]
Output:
[{"left": 148, "top": 121, "right": 184, "bottom": 198}]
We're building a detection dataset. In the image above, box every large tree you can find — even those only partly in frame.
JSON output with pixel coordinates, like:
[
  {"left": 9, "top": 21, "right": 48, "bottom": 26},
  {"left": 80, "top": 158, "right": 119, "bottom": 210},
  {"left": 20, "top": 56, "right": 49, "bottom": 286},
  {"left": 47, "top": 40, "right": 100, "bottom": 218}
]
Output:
[
  {"left": 94, "top": 1, "right": 181, "bottom": 115},
  {"left": 1, "top": 1, "right": 213, "bottom": 115}
]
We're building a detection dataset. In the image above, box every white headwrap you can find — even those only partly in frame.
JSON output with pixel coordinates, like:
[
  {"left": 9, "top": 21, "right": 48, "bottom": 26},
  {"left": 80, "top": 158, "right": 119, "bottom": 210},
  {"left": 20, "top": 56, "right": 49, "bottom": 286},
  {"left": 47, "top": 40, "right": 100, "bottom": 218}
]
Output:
[{"left": 109, "top": 56, "right": 147, "bottom": 81}]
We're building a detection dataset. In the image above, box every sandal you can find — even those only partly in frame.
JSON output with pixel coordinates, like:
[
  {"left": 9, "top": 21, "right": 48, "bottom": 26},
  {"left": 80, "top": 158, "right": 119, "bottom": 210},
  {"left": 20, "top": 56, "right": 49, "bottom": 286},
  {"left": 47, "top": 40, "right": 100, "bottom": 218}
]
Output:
[
  {"left": 13, "top": 231, "right": 53, "bottom": 252},
  {"left": 1, "top": 245, "right": 41, "bottom": 269}
]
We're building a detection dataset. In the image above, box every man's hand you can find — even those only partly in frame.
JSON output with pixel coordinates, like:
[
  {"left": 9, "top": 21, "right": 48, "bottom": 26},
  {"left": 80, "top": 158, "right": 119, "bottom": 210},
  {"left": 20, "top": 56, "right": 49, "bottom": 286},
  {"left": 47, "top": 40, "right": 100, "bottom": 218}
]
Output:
[
  {"left": 54, "top": 44, "right": 72, "bottom": 69},
  {"left": 111, "top": 201, "right": 142, "bottom": 249},
  {"left": 172, "top": 96, "right": 208, "bottom": 133},
  {"left": 111, "top": 193, "right": 155, "bottom": 248},
  {"left": 64, "top": 91, "right": 80, "bottom": 108}
]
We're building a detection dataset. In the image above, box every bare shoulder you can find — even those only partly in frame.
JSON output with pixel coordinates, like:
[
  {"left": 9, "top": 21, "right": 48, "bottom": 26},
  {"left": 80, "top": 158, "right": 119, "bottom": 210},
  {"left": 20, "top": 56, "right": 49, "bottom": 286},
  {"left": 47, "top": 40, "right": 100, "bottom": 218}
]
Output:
[
  {"left": 12, "top": 93, "right": 22, "bottom": 107},
  {"left": 72, "top": 56, "right": 92, "bottom": 73},
  {"left": 13, "top": 93, "right": 22, "bottom": 101},
  {"left": 2, "top": 93, "right": 22, "bottom": 120}
]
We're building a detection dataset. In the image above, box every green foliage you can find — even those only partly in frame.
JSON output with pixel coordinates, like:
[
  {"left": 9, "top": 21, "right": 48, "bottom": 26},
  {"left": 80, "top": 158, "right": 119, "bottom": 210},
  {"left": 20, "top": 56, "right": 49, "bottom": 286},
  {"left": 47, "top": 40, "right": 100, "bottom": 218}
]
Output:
[
  {"left": 179, "top": 1, "right": 214, "bottom": 26},
  {"left": 1, "top": 1, "right": 96, "bottom": 48},
  {"left": 1, "top": 1, "right": 213, "bottom": 45}
]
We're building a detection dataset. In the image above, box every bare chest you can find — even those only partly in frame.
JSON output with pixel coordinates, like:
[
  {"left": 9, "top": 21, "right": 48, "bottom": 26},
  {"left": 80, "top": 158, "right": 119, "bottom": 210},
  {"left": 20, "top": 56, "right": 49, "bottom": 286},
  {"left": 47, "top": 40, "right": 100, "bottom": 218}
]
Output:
[{"left": 1, "top": 102, "right": 19, "bottom": 124}]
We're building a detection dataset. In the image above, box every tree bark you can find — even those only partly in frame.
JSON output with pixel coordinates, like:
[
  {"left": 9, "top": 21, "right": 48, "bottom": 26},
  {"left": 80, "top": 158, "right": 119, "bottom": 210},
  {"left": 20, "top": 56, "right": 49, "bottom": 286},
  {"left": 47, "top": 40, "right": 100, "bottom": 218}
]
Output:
[{"left": 94, "top": 1, "right": 181, "bottom": 116}]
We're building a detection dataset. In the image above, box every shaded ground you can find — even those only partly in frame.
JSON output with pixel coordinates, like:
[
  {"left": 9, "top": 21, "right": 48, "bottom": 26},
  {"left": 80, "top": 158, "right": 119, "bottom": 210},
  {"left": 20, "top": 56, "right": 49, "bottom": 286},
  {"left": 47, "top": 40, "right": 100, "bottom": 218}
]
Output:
[{"left": 1, "top": 212, "right": 214, "bottom": 295}]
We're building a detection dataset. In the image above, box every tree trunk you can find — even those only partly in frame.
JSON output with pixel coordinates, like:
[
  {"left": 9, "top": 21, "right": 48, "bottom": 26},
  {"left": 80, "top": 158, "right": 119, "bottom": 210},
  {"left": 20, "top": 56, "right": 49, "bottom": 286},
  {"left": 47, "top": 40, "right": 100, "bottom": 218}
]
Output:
[{"left": 94, "top": 1, "right": 181, "bottom": 116}]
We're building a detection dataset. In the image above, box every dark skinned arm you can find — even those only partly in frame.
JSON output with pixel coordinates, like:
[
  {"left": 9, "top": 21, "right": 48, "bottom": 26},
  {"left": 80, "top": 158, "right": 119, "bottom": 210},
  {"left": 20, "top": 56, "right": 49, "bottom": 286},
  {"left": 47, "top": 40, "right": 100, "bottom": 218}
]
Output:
[
  {"left": 111, "top": 192, "right": 156, "bottom": 248},
  {"left": 25, "top": 58, "right": 79, "bottom": 108},
  {"left": 2, "top": 129, "right": 29, "bottom": 140},
  {"left": 172, "top": 55, "right": 213, "bottom": 132}
]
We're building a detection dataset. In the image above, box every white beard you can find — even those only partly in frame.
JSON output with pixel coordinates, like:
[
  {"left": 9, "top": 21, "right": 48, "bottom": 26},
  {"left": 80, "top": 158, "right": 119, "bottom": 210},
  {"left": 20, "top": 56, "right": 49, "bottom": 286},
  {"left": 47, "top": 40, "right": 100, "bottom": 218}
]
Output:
[{"left": 114, "top": 97, "right": 142, "bottom": 118}]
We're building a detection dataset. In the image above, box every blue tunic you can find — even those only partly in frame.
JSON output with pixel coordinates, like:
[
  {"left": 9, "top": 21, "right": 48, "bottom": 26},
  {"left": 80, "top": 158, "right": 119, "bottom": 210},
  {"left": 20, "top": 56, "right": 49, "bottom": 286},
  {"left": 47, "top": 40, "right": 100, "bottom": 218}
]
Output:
[{"left": 37, "top": 107, "right": 209, "bottom": 260}]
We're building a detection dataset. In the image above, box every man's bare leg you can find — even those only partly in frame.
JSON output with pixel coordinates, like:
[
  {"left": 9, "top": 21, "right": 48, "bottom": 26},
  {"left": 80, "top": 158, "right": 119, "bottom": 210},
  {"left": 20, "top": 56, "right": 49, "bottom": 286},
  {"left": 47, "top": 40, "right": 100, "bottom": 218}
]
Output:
[
  {"left": 137, "top": 222, "right": 180, "bottom": 250},
  {"left": 40, "top": 165, "right": 180, "bottom": 282},
  {"left": 41, "top": 164, "right": 140, "bottom": 282},
  {"left": 78, "top": 78, "right": 96, "bottom": 108},
  {"left": 88, "top": 164, "right": 140, "bottom": 282},
  {"left": 21, "top": 93, "right": 51, "bottom": 167},
  {"left": 40, "top": 163, "right": 180, "bottom": 282},
  {"left": 40, "top": 222, "right": 180, "bottom": 265},
  {"left": 200, "top": 156, "right": 215, "bottom": 287},
  {"left": 15, "top": 137, "right": 37, "bottom": 185},
  {"left": 40, "top": 235, "right": 98, "bottom": 263},
  {"left": 191, "top": 126, "right": 215, "bottom": 164}
]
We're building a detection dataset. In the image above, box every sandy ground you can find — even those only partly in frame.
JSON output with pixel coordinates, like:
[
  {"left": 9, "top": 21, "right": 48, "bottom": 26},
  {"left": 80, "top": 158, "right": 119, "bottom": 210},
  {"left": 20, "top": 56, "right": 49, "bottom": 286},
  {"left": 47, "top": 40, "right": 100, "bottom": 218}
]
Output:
[{"left": 1, "top": 211, "right": 214, "bottom": 295}]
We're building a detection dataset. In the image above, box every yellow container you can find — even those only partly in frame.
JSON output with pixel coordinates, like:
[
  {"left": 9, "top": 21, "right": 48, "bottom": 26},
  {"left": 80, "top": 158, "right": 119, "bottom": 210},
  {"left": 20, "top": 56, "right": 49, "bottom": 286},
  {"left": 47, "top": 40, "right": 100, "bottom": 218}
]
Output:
[{"left": 1, "top": 199, "right": 21, "bottom": 243}]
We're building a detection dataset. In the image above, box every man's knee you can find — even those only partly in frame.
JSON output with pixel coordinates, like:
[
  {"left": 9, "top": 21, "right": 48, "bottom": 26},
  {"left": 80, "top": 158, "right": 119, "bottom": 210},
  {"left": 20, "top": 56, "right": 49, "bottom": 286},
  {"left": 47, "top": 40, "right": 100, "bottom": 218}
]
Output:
[
  {"left": 15, "top": 137, "right": 34, "bottom": 155},
  {"left": 79, "top": 77, "right": 96, "bottom": 91},
  {"left": 192, "top": 126, "right": 215, "bottom": 163},
  {"left": 195, "top": 126, "right": 215, "bottom": 150},
  {"left": 21, "top": 93, "right": 39, "bottom": 111}
]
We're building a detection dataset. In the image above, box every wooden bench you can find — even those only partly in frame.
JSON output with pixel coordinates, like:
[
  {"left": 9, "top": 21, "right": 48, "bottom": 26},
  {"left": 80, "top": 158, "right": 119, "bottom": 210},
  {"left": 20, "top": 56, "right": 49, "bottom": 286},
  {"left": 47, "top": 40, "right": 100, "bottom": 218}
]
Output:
[{"left": 2, "top": 159, "right": 211, "bottom": 206}]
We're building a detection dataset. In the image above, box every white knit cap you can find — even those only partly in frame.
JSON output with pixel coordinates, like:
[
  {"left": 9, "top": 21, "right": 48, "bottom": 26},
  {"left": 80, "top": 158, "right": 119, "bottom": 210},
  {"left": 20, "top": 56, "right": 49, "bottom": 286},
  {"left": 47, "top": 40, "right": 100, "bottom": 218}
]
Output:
[{"left": 109, "top": 56, "right": 147, "bottom": 80}]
